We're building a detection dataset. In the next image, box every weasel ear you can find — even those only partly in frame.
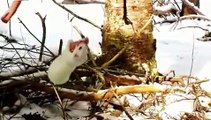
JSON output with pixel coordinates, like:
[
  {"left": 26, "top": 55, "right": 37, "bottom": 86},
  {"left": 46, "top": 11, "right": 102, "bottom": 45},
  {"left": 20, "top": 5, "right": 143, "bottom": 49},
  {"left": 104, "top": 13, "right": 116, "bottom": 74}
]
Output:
[{"left": 67, "top": 40, "right": 76, "bottom": 53}]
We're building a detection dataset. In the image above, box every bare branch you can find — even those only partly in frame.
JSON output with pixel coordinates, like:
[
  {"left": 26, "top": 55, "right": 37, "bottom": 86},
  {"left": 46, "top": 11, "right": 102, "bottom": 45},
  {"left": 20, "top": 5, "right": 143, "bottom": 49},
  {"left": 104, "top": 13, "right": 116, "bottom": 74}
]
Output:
[
  {"left": 18, "top": 18, "right": 55, "bottom": 57},
  {"left": 0, "top": 67, "right": 45, "bottom": 81},
  {"left": 36, "top": 12, "right": 47, "bottom": 61},
  {"left": 58, "top": 39, "right": 63, "bottom": 55},
  {"left": 52, "top": 0, "right": 102, "bottom": 30},
  {"left": 73, "top": 25, "right": 85, "bottom": 38}
]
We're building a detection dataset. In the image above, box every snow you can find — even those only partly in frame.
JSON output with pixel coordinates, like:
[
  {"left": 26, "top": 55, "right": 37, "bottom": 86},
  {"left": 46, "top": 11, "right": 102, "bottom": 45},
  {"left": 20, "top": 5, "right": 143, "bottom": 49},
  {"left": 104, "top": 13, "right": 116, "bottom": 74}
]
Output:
[
  {"left": 0, "top": 0, "right": 104, "bottom": 55},
  {"left": 0, "top": 0, "right": 211, "bottom": 120},
  {"left": 155, "top": 20, "right": 211, "bottom": 77}
]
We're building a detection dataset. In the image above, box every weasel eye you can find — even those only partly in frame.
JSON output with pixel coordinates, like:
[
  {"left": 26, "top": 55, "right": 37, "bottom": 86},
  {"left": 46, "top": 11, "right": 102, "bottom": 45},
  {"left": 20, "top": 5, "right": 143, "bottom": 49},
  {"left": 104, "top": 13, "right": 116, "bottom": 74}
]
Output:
[{"left": 78, "top": 46, "right": 82, "bottom": 50}]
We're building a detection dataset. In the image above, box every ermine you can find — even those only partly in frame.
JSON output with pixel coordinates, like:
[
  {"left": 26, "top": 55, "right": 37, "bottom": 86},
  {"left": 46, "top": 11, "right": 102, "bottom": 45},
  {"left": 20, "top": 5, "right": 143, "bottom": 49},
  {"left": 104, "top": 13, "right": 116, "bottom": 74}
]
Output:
[{"left": 48, "top": 37, "right": 89, "bottom": 85}]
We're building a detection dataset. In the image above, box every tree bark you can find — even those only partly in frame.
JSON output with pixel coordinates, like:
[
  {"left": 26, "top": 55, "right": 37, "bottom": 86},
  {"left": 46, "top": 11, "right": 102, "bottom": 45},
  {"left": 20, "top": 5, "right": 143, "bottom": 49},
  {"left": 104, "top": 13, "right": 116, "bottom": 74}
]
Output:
[{"left": 101, "top": 0, "right": 157, "bottom": 76}]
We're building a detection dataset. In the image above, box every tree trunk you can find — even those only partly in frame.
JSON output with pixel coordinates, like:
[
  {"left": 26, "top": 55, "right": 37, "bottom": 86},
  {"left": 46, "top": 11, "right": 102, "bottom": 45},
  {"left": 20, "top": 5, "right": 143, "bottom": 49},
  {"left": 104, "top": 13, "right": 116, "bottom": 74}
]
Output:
[{"left": 101, "top": 0, "right": 157, "bottom": 76}]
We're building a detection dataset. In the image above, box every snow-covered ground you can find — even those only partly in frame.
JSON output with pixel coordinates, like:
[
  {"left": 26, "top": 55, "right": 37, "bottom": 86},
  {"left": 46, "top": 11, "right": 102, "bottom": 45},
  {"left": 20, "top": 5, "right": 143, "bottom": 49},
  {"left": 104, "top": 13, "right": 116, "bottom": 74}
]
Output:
[
  {"left": 0, "top": 0, "right": 211, "bottom": 120},
  {"left": 154, "top": 0, "right": 211, "bottom": 92},
  {"left": 155, "top": 20, "right": 211, "bottom": 77}
]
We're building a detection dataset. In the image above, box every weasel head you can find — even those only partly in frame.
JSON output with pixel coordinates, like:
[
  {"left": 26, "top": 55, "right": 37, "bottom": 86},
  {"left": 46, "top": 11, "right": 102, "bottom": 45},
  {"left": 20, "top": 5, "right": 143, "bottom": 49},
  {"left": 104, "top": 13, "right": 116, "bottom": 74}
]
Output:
[
  {"left": 47, "top": 38, "right": 89, "bottom": 85},
  {"left": 65, "top": 37, "right": 89, "bottom": 66}
]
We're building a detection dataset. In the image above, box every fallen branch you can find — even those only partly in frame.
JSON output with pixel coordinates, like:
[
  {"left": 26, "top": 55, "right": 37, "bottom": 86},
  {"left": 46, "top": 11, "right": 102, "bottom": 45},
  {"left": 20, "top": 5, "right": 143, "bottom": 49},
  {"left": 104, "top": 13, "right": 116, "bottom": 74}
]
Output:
[
  {"left": 0, "top": 67, "right": 45, "bottom": 81},
  {"left": 32, "top": 83, "right": 163, "bottom": 101},
  {"left": 0, "top": 71, "right": 47, "bottom": 87}
]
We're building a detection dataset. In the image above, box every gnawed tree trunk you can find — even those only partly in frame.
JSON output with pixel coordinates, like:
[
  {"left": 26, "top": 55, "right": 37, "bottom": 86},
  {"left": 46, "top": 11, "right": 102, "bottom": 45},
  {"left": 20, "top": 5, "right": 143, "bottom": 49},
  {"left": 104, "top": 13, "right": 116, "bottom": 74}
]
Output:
[
  {"left": 101, "top": 0, "right": 157, "bottom": 76},
  {"left": 180, "top": 0, "right": 199, "bottom": 16}
]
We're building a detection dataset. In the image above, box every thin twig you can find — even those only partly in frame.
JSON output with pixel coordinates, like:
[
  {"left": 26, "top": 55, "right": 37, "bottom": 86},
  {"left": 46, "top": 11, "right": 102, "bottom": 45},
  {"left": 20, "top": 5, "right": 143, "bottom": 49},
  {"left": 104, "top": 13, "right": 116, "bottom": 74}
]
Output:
[
  {"left": 187, "top": 31, "right": 195, "bottom": 85},
  {"left": 36, "top": 12, "right": 47, "bottom": 61},
  {"left": 111, "top": 89, "right": 134, "bottom": 120},
  {"left": 101, "top": 46, "right": 127, "bottom": 68},
  {"left": 0, "top": 45, "right": 52, "bottom": 57},
  {"left": 86, "top": 65, "right": 105, "bottom": 88},
  {"left": 73, "top": 25, "right": 85, "bottom": 38},
  {"left": 52, "top": 85, "right": 67, "bottom": 120},
  {"left": 7, "top": 0, "right": 12, "bottom": 37},
  {"left": 52, "top": 0, "right": 102, "bottom": 30},
  {"left": 8, "top": 43, "right": 26, "bottom": 71},
  {"left": 18, "top": 18, "right": 55, "bottom": 57},
  {"left": 58, "top": 39, "right": 63, "bottom": 56}
]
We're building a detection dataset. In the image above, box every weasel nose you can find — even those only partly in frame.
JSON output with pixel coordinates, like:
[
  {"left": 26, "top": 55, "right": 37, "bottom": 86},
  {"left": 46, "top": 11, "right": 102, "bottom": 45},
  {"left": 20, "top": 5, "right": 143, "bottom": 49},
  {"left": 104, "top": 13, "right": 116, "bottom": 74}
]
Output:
[{"left": 83, "top": 37, "right": 89, "bottom": 44}]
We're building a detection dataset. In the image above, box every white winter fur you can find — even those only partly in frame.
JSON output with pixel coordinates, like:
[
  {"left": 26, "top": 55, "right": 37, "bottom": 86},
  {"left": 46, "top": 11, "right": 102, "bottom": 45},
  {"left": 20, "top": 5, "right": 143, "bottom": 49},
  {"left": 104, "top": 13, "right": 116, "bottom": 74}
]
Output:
[{"left": 48, "top": 39, "right": 89, "bottom": 85}]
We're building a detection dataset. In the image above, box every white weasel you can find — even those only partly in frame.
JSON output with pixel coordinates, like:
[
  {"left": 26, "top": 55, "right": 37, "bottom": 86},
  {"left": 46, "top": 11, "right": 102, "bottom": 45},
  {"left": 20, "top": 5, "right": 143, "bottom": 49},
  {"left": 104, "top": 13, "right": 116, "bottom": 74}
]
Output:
[{"left": 48, "top": 37, "right": 89, "bottom": 85}]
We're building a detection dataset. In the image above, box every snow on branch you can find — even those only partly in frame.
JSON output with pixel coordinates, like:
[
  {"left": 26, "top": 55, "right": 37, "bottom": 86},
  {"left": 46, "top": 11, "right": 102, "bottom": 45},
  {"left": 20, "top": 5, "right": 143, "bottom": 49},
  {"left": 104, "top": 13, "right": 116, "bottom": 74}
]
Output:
[
  {"left": 153, "top": 0, "right": 210, "bottom": 24},
  {"left": 153, "top": 1, "right": 181, "bottom": 16},
  {"left": 179, "top": 14, "right": 211, "bottom": 22},
  {"left": 153, "top": 0, "right": 181, "bottom": 16}
]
